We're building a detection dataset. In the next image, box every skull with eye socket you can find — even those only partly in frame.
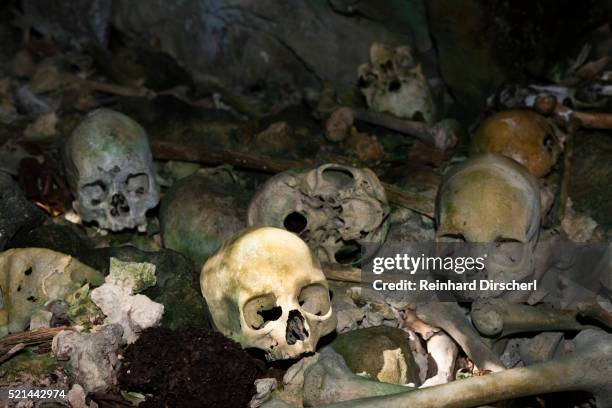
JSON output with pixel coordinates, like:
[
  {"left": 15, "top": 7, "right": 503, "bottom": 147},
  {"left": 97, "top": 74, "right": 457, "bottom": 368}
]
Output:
[
  {"left": 435, "top": 154, "right": 541, "bottom": 296},
  {"left": 200, "top": 227, "right": 336, "bottom": 361},
  {"left": 357, "top": 42, "right": 436, "bottom": 124},
  {"left": 471, "top": 110, "right": 564, "bottom": 177},
  {"left": 64, "top": 109, "right": 159, "bottom": 232}
]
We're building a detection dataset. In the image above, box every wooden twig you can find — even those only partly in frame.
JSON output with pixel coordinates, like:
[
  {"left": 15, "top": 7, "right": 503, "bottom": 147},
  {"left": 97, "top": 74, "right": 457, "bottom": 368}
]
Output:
[
  {"left": 0, "top": 343, "right": 25, "bottom": 365},
  {"left": 150, "top": 141, "right": 435, "bottom": 217},
  {"left": 553, "top": 121, "right": 577, "bottom": 226},
  {"left": 0, "top": 326, "right": 73, "bottom": 355}
]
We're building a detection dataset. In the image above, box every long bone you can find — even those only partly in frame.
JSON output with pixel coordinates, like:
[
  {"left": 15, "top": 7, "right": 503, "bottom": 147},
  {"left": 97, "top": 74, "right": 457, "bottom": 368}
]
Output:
[
  {"left": 306, "top": 330, "right": 612, "bottom": 408},
  {"left": 471, "top": 299, "right": 592, "bottom": 338},
  {"left": 415, "top": 302, "right": 506, "bottom": 372}
]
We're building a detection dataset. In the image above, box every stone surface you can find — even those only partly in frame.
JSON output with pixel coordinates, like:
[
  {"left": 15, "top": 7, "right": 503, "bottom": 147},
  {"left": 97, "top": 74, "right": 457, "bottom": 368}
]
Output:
[
  {"left": 569, "top": 133, "right": 612, "bottom": 233},
  {"left": 52, "top": 324, "right": 124, "bottom": 393},
  {"left": 110, "top": 0, "right": 429, "bottom": 95},
  {"left": 0, "top": 248, "right": 103, "bottom": 336},
  {"left": 160, "top": 168, "right": 248, "bottom": 269},
  {"left": 91, "top": 282, "right": 163, "bottom": 344},
  {"left": 0, "top": 172, "right": 45, "bottom": 250},
  {"left": 328, "top": 326, "right": 421, "bottom": 386}
]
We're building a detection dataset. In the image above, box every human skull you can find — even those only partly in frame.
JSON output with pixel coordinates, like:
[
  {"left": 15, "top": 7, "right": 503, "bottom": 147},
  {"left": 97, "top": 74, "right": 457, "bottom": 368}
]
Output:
[
  {"left": 200, "top": 227, "right": 336, "bottom": 360},
  {"left": 247, "top": 164, "right": 390, "bottom": 264},
  {"left": 358, "top": 43, "right": 436, "bottom": 124},
  {"left": 64, "top": 109, "right": 159, "bottom": 232},
  {"left": 435, "top": 154, "right": 541, "bottom": 290},
  {"left": 471, "top": 110, "right": 563, "bottom": 177}
]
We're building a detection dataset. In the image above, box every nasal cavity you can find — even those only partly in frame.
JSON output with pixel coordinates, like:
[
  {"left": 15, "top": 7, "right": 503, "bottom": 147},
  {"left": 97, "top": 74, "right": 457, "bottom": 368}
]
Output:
[
  {"left": 110, "top": 193, "right": 130, "bottom": 216},
  {"left": 285, "top": 309, "right": 309, "bottom": 345}
]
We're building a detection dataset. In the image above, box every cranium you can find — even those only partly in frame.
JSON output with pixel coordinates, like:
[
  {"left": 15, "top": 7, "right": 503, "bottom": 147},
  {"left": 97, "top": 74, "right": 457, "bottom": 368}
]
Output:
[
  {"left": 471, "top": 110, "right": 563, "bottom": 177},
  {"left": 64, "top": 108, "right": 159, "bottom": 231},
  {"left": 247, "top": 164, "right": 390, "bottom": 264},
  {"left": 358, "top": 43, "right": 436, "bottom": 124},
  {"left": 435, "top": 154, "right": 541, "bottom": 290},
  {"left": 200, "top": 227, "right": 336, "bottom": 361}
]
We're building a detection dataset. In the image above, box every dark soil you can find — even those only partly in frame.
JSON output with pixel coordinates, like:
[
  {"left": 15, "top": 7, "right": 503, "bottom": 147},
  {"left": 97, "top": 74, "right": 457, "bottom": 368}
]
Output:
[{"left": 118, "top": 327, "right": 257, "bottom": 408}]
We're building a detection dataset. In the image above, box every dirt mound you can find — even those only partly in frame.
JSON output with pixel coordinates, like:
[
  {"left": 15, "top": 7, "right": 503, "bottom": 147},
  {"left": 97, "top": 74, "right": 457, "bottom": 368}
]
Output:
[{"left": 118, "top": 327, "right": 257, "bottom": 408}]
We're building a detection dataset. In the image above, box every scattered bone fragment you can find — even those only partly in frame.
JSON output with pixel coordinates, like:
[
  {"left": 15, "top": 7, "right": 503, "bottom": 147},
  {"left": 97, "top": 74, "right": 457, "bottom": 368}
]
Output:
[
  {"left": 52, "top": 324, "right": 123, "bottom": 393},
  {"left": 303, "top": 348, "right": 409, "bottom": 406},
  {"left": 314, "top": 329, "right": 612, "bottom": 408},
  {"left": 519, "top": 332, "right": 564, "bottom": 365},
  {"left": 416, "top": 302, "right": 505, "bottom": 372},
  {"left": 90, "top": 283, "right": 163, "bottom": 344},
  {"left": 328, "top": 326, "right": 421, "bottom": 386},
  {"left": 91, "top": 260, "right": 163, "bottom": 343},
  {"left": 471, "top": 299, "right": 590, "bottom": 338},
  {"left": 420, "top": 332, "right": 458, "bottom": 387},
  {"left": 249, "top": 378, "right": 279, "bottom": 408},
  {"left": 325, "top": 107, "right": 354, "bottom": 142}
]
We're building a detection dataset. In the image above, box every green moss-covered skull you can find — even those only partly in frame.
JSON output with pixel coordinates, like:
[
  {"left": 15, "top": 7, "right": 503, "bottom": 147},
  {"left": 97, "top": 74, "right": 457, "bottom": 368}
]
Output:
[
  {"left": 247, "top": 164, "right": 389, "bottom": 264},
  {"left": 200, "top": 227, "right": 336, "bottom": 361},
  {"left": 64, "top": 109, "right": 159, "bottom": 232}
]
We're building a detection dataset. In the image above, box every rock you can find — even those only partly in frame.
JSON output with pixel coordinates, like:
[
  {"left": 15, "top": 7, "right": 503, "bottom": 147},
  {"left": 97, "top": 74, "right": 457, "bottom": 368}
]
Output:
[
  {"left": 80, "top": 246, "right": 213, "bottom": 330},
  {"left": 8, "top": 223, "right": 92, "bottom": 256},
  {"left": 427, "top": 0, "right": 604, "bottom": 120},
  {"left": 29, "top": 309, "right": 52, "bottom": 330},
  {"left": 110, "top": 0, "right": 429, "bottom": 94},
  {"left": 328, "top": 326, "right": 421, "bottom": 386},
  {"left": 106, "top": 257, "right": 156, "bottom": 294},
  {"left": 0, "top": 173, "right": 45, "bottom": 250},
  {"left": 249, "top": 378, "right": 278, "bottom": 408},
  {"left": 0, "top": 248, "right": 103, "bottom": 336},
  {"left": 91, "top": 282, "right": 163, "bottom": 344},
  {"left": 569, "top": 133, "right": 612, "bottom": 233},
  {"left": 22, "top": 0, "right": 112, "bottom": 47},
  {"left": 519, "top": 332, "right": 564, "bottom": 365},
  {"left": 52, "top": 324, "right": 123, "bottom": 393},
  {"left": 160, "top": 168, "right": 248, "bottom": 268}
]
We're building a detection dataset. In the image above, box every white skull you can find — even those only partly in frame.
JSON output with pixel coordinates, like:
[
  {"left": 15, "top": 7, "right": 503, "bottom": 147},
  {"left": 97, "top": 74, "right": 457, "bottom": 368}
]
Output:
[
  {"left": 200, "top": 227, "right": 336, "bottom": 361},
  {"left": 358, "top": 43, "right": 436, "bottom": 124},
  {"left": 64, "top": 109, "right": 159, "bottom": 232},
  {"left": 435, "top": 154, "right": 541, "bottom": 289},
  {"left": 247, "top": 164, "right": 390, "bottom": 264}
]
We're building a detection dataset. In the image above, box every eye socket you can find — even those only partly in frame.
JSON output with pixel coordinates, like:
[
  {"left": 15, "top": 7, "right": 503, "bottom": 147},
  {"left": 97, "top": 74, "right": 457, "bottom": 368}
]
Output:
[
  {"left": 494, "top": 237, "right": 522, "bottom": 248},
  {"left": 82, "top": 181, "right": 107, "bottom": 205},
  {"left": 243, "top": 294, "right": 282, "bottom": 330},
  {"left": 125, "top": 173, "right": 149, "bottom": 195},
  {"left": 543, "top": 134, "right": 555, "bottom": 152},
  {"left": 439, "top": 233, "right": 466, "bottom": 243},
  {"left": 298, "top": 284, "right": 331, "bottom": 317}
]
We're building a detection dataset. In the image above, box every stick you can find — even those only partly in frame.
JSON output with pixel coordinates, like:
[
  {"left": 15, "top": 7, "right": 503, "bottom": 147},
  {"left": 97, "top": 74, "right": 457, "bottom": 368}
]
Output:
[
  {"left": 0, "top": 326, "right": 73, "bottom": 354},
  {"left": 0, "top": 343, "right": 25, "bottom": 365},
  {"left": 150, "top": 141, "right": 435, "bottom": 217}
]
